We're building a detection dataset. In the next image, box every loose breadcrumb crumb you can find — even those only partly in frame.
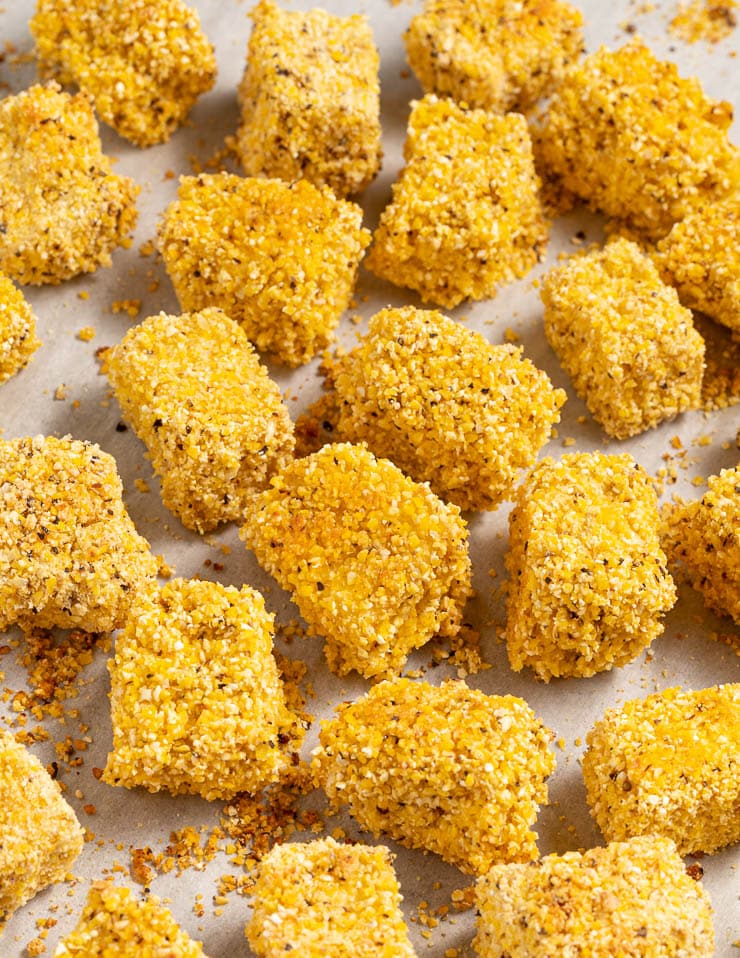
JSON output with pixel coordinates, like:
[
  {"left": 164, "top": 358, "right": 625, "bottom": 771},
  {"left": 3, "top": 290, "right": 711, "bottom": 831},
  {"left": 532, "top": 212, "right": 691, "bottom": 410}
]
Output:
[
  {"left": 0, "top": 273, "right": 40, "bottom": 383},
  {"left": 669, "top": 0, "right": 738, "bottom": 43}
]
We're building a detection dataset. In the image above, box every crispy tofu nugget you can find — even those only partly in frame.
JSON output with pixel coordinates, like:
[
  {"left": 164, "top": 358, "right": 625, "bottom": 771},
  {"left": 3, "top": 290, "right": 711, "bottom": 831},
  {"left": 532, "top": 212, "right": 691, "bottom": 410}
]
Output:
[
  {"left": 405, "top": 0, "right": 584, "bottom": 114},
  {"left": 0, "top": 83, "right": 138, "bottom": 285},
  {"left": 246, "top": 838, "right": 416, "bottom": 957},
  {"left": 31, "top": 0, "right": 216, "bottom": 147},
  {"left": 582, "top": 684, "right": 740, "bottom": 856},
  {"left": 365, "top": 95, "right": 548, "bottom": 308},
  {"left": 312, "top": 678, "right": 555, "bottom": 875},
  {"left": 238, "top": 0, "right": 381, "bottom": 196},
  {"left": 0, "top": 435, "right": 156, "bottom": 635},
  {"left": 474, "top": 836, "right": 714, "bottom": 958},
  {"left": 0, "top": 729, "right": 84, "bottom": 934},
  {"left": 0, "top": 273, "right": 40, "bottom": 384},
  {"left": 158, "top": 173, "right": 370, "bottom": 367}
]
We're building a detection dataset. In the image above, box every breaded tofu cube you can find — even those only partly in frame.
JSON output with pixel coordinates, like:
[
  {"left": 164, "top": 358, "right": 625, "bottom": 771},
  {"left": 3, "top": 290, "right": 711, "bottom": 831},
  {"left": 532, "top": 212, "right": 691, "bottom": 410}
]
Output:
[
  {"left": 537, "top": 40, "right": 740, "bottom": 240},
  {"left": 0, "top": 273, "right": 40, "bottom": 384},
  {"left": 0, "top": 729, "right": 84, "bottom": 933},
  {"left": 541, "top": 239, "right": 705, "bottom": 439},
  {"left": 103, "top": 578, "right": 302, "bottom": 801},
  {"left": 30, "top": 0, "right": 216, "bottom": 147},
  {"left": 158, "top": 173, "right": 370, "bottom": 366},
  {"left": 241, "top": 443, "right": 471, "bottom": 679},
  {"left": 246, "top": 838, "right": 416, "bottom": 957},
  {"left": 505, "top": 453, "right": 676, "bottom": 681},
  {"left": 0, "top": 435, "right": 157, "bottom": 635},
  {"left": 405, "top": 0, "right": 584, "bottom": 115},
  {"left": 325, "top": 306, "right": 565, "bottom": 511},
  {"left": 0, "top": 83, "right": 138, "bottom": 285},
  {"left": 582, "top": 684, "right": 740, "bottom": 856},
  {"left": 54, "top": 881, "right": 208, "bottom": 957},
  {"left": 237, "top": 0, "right": 381, "bottom": 197},
  {"left": 365, "top": 95, "right": 548, "bottom": 309},
  {"left": 474, "top": 836, "right": 714, "bottom": 958},
  {"left": 312, "top": 678, "right": 555, "bottom": 875},
  {"left": 108, "top": 308, "right": 294, "bottom": 533}
]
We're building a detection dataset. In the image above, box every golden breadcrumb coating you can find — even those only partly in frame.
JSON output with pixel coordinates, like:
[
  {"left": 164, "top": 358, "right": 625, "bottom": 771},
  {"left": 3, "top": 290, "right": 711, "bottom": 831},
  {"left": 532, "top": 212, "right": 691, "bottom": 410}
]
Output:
[
  {"left": 0, "top": 272, "right": 40, "bottom": 384},
  {"left": 312, "top": 678, "right": 555, "bottom": 875}
]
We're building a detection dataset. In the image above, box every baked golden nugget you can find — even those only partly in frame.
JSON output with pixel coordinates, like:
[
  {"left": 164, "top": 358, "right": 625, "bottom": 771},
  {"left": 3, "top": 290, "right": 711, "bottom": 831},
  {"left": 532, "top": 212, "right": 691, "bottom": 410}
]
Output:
[
  {"left": 312, "top": 679, "right": 555, "bottom": 875},
  {"left": 0, "top": 272, "right": 40, "bottom": 384},
  {"left": 246, "top": 838, "right": 416, "bottom": 957},
  {"left": 0, "top": 83, "right": 138, "bottom": 285},
  {"left": 326, "top": 306, "right": 565, "bottom": 511},
  {"left": 103, "top": 578, "right": 302, "bottom": 801},
  {"left": 0, "top": 729, "right": 84, "bottom": 934},
  {"left": 405, "top": 0, "right": 583, "bottom": 114},
  {"left": 474, "top": 836, "right": 714, "bottom": 958},
  {"left": 541, "top": 239, "right": 704, "bottom": 439},
  {"left": 365, "top": 95, "right": 547, "bottom": 308},
  {"left": 582, "top": 684, "right": 740, "bottom": 856},
  {"left": 108, "top": 309, "right": 294, "bottom": 533},
  {"left": 505, "top": 453, "right": 676, "bottom": 681},
  {"left": 158, "top": 173, "right": 370, "bottom": 366},
  {"left": 241, "top": 443, "right": 471, "bottom": 679},
  {"left": 31, "top": 0, "right": 216, "bottom": 147},
  {"left": 0, "top": 435, "right": 156, "bottom": 635},
  {"left": 537, "top": 40, "right": 740, "bottom": 240},
  {"left": 238, "top": 0, "right": 381, "bottom": 196}
]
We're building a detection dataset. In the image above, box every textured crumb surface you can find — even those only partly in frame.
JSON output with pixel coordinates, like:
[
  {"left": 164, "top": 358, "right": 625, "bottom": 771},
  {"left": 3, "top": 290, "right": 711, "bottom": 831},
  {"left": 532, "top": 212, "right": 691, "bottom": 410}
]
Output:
[
  {"left": 365, "top": 95, "right": 548, "bottom": 308},
  {"left": 246, "top": 838, "right": 416, "bottom": 957},
  {"left": 312, "top": 678, "right": 555, "bottom": 875},
  {"left": 0, "top": 435, "right": 157, "bottom": 635},
  {"left": 108, "top": 308, "right": 294, "bottom": 533},
  {"left": 158, "top": 173, "right": 370, "bottom": 366},
  {"left": 0, "top": 83, "right": 139, "bottom": 285},
  {"left": 474, "top": 835, "right": 714, "bottom": 957},
  {"left": 0, "top": 273, "right": 40, "bottom": 384},
  {"left": 30, "top": 0, "right": 216, "bottom": 147},
  {"left": 505, "top": 453, "right": 676, "bottom": 681},
  {"left": 541, "top": 238, "right": 704, "bottom": 439},
  {"left": 241, "top": 443, "right": 471, "bottom": 679},
  {"left": 238, "top": 0, "right": 381, "bottom": 196},
  {"left": 0, "top": 729, "right": 84, "bottom": 934},
  {"left": 103, "top": 578, "right": 302, "bottom": 801},
  {"left": 582, "top": 683, "right": 740, "bottom": 855}
]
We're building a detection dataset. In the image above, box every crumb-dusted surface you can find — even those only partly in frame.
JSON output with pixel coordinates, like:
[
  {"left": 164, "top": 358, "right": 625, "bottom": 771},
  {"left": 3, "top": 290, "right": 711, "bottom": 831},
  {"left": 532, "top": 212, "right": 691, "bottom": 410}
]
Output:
[
  {"left": 536, "top": 40, "right": 740, "bottom": 240},
  {"left": 103, "top": 578, "right": 302, "bottom": 801},
  {"left": 405, "top": 0, "right": 583, "bottom": 114},
  {"left": 582, "top": 684, "right": 740, "bottom": 855},
  {"left": 241, "top": 443, "right": 471, "bottom": 679},
  {"left": 108, "top": 308, "right": 294, "bottom": 533},
  {"left": 541, "top": 238, "right": 704, "bottom": 439},
  {"left": 0, "top": 273, "right": 40, "bottom": 384},
  {"left": 327, "top": 306, "right": 565, "bottom": 511},
  {"left": 158, "top": 173, "right": 370, "bottom": 366},
  {"left": 0, "top": 435, "right": 157, "bottom": 635},
  {"left": 474, "top": 835, "right": 714, "bottom": 957},
  {"left": 237, "top": 0, "right": 381, "bottom": 196},
  {"left": 30, "top": 0, "right": 216, "bottom": 147},
  {"left": 246, "top": 837, "right": 416, "bottom": 957},
  {"left": 312, "top": 678, "right": 555, "bottom": 875},
  {"left": 0, "top": 83, "right": 138, "bottom": 285},
  {"left": 365, "top": 95, "right": 548, "bottom": 308},
  {"left": 505, "top": 453, "right": 676, "bottom": 681},
  {"left": 0, "top": 729, "right": 84, "bottom": 934}
]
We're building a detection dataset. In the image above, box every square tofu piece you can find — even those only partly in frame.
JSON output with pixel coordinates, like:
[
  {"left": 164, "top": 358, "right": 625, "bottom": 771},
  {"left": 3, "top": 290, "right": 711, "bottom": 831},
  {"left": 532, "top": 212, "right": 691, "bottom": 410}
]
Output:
[
  {"left": 158, "top": 173, "right": 370, "bottom": 366},
  {"left": 505, "top": 453, "right": 676, "bottom": 681},
  {"left": 0, "top": 729, "right": 84, "bottom": 933},
  {"left": 241, "top": 443, "right": 471, "bottom": 679},
  {"left": 0, "top": 83, "right": 138, "bottom": 285},
  {"left": 108, "top": 308, "right": 295, "bottom": 533},
  {"left": 238, "top": 0, "right": 381, "bottom": 196},
  {"left": 541, "top": 238, "right": 704, "bottom": 439},
  {"left": 312, "top": 678, "right": 555, "bottom": 876},
  {"left": 0, "top": 273, "right": 40, "bottom": 384},
  {"left": 103, "top": 578, "right": 302, "bottom": 801},
  {"left": 0, "top": 435, "right": 157, "bottom": 635},
  {"left": 246, "top": 838, "right": 416, "bottom": 957}
]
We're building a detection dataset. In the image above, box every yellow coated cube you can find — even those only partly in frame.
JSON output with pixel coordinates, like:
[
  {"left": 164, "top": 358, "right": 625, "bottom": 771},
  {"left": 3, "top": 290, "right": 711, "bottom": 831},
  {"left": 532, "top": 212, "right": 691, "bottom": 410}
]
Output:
[{"left": 0, "top": 273, "right": 40, "bottom": 384}]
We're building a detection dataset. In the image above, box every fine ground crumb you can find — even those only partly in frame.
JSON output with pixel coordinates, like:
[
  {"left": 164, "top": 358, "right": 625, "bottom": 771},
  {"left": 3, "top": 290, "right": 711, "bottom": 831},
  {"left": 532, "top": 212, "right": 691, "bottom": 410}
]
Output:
[
  {"left": 0, "top": 272, "right": 40, "bottom": 384},
  {"left": 669, "top": 0, "right": 738, "bottom": 43}
]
